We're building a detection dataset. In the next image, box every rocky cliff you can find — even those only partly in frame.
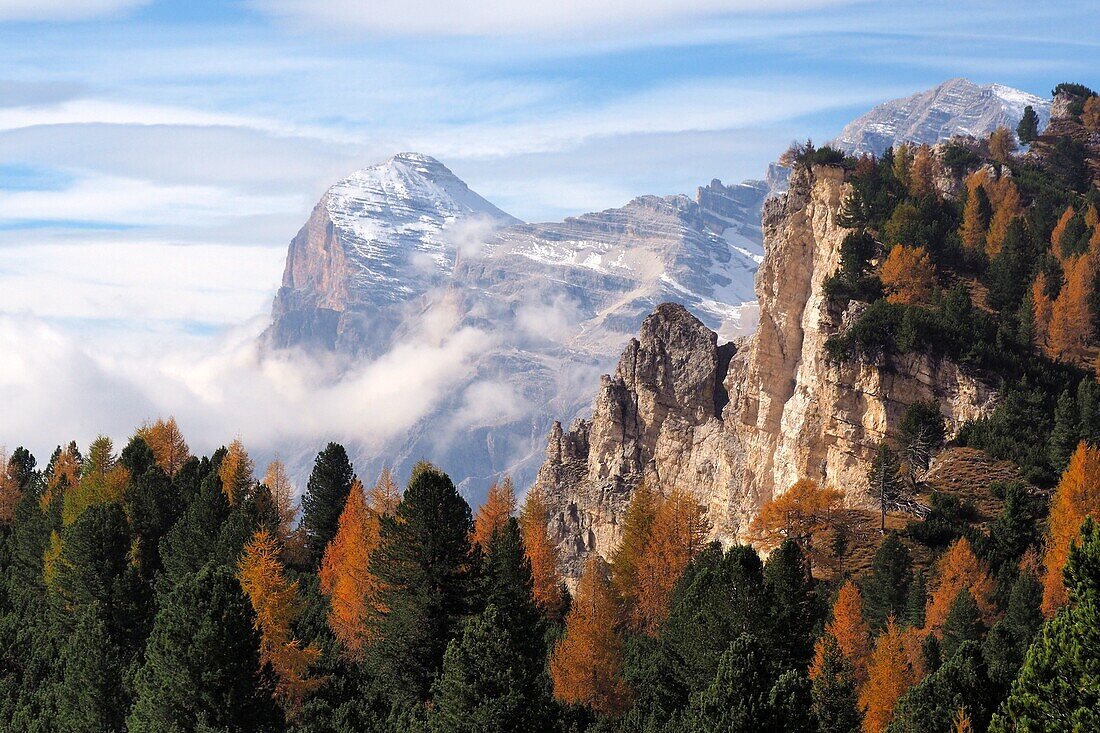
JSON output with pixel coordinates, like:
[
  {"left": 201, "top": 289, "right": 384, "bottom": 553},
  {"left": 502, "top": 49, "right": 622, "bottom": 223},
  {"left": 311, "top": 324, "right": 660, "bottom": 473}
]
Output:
[{"left": 534, "top": 163, "right": 999, "bottom": 577}]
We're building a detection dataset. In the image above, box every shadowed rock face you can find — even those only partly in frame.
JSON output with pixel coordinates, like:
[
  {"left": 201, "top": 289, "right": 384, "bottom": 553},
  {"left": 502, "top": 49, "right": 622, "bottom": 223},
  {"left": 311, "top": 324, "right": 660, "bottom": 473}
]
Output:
[
  {"left": 534, "top": 164, "right": 998, "bottom": 579},
  {"left": 832, "top": 78, "right": 1050, "bottom": 157},
  {"left": 262, "top": 153, "right": 767, "bottom": 502}
]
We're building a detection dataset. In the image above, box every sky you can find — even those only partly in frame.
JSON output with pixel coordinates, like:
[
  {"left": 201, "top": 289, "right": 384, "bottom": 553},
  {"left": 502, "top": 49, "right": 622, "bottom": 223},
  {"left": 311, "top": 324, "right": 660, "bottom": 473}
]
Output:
[{"left": 0, "top": 0, "right": 1098, "bottom": 463}]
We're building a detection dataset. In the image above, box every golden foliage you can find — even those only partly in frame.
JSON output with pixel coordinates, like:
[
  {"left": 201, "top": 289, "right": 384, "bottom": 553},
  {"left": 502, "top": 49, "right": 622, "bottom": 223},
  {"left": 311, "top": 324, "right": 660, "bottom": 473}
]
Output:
[
  {"left": 988, "top": 126, "right": 1017, "bottom": 163},
  {"left": 1047, "top": 254, "right": 1095, "bottom": 364},
  {"left": 953, "top": 708, "right": 973, "bottom": 733},
  {"left": 1051, "top": 206, "right": 1076, "bottom": 258},
  {"left": 1031, "top": 272, "right": 1054, "bottom": 351},
  {"left": 518, "top": 483, "right": 565, "bottom": 619},
  {"left": 472, "top": 476, "right": 516, "bottom": 550},
  {"left": 907, "top": 144, "right": 937, "bottom": 198},
  {"left": 62, "top": 436, "right": 129, "bottom": 526},
  {"left": 319, "top": 480, "right": 382, "bottom": 658},
  {"left": 263, "top": 458, "right": 297, "bottom": 543},
  {"left": 610, "top": 480, "right": 658, "bottom": 625},
  {"left": 748, "top": 478, "right": 845, "bottom": 574},
  {"left": 1042, "top": 441, "right": 1100, "bottom": 615},
  {"left": 959, "top": 176, "right": 989, "bottom": 251},
  {"left": 892, "top": 143, "right": 911, "bottom": 183},
  {"left": 633, "top": 488, "right": 710, "bottom": 635},
  {"left": 218, "top": 438, "right": 254, "bottom": 506},
  {"left": 42, "top": 444, "right": 80, "bottom": 511},
  {"left": 924, "top": 537, "right": 994, "bottom": 634},
  {"left": 827, "top": 581, "right": 871, "bottom": 684},
  {"left": 859, "top": 618, "right": 916, "bottom": 733},
  {"left": 1083, "top": 96, "right": 1100, "bottom": 131},
  {"left": 881, "top": 245, "right": 936, "bottom": 305},
  {"left": 238, "top": 529, "right": 322, "bottom": 710},
  {"left": 136, "top": 417, "right": 190, "bottom": 476},
  {"left": 0, "top": 447, "right": 20, "bottom": 524},
  {"left": 549, "top": 556, "right": 629, "bottom": 717},
  {"left": 368, "top": 467, "right": 401, "bottom": 516},
  {"left": 978, "top": 171, "right": 1021, "bottom": 257}
]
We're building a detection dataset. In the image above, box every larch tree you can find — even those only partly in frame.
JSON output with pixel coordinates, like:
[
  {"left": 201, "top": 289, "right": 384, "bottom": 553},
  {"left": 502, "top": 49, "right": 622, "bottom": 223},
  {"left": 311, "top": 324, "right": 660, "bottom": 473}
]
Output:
[
  {"left": 812, "top": 634, "right": 863, "bottom": 733},
  {"left": 610, "top": 479, "right": 658, "bottom": 626},
  {"left": 300, "top": 442, "right": 355, "bottom": 566},
  {"left": 1083, "top": 95, "right": 1100, "bottom": 130},
  {"left": 859, "top": 618, "right": 916, "bottom": 733},
  {"left": 881, "top": 245, "right": 936, "bottom": 305},
  {"left": 959, "top": 176, "right": 992, "bottom": 252},
  {"left": 319, "top": 479, "right": 381, "bottom": 659},
  {"left": 42, "top": 442, "right": 80, "bottom": 511},
  {"left": 62, "top": 435, "right": 129, "bottom": 526},
  {"left": 368, "top": 466, "right": 401, "bottom": 516},
  {"left": 548, "top": 555, "right": 629, "bottom": 717},
  {"left": 748, "top": 478, "right": 845, "bottom": 576},
  {"left": 634, "top": 488, "right": 711, "bottom": 635},
  {"left": 0, "top": 447, "right": 20, "bottom": 524},
  {"left": 924, "top": 537, "right": 995, "bottom": 635},
  {"left": 1031, "top": 272, "right": 1054, "bottom": 351},
  {"left": 989, "top": 126, "right": 1017, "bottom": 163},
  {"left": 136, "top": 417, "right": 190, "bottom": 476},
  {"left": 1047, "top": 254, "right": 1094, "bottom": 364},
  {"left": 907, "top": 144, "right": 937, "bottom": 199},
  {"left": 238, "top": 529, "right": 321, "bottom": 711},
  {"left": 472, "top": 476, "right": 516, "bottom": 550},
  {"left": 1041, "top": 440, "right": 1100, "bottom": 615},
  {"left": 1051, "top": 206, "right": 1076, "bottom": 259},
  {"left": 517, "top": 483, "right": 565, "bottom": 620},
  {"left": 218, "top": 437, "right": 255, "bottom": 506},
  {"left": 985, "top": 177, "right": 1021, "bottom": 257},
  {"left": 262, "top": 457, "right": 297, "bottom": 543},
  {"left": 818, "top": 581, "right": 872, "bottom": 684}
]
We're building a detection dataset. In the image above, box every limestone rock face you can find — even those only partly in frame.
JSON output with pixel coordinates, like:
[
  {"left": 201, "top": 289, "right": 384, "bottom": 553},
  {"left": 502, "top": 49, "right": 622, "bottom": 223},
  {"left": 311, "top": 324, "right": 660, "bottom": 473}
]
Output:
[{"left": 534, "top": 164, "right": 999, "bottom": 578}]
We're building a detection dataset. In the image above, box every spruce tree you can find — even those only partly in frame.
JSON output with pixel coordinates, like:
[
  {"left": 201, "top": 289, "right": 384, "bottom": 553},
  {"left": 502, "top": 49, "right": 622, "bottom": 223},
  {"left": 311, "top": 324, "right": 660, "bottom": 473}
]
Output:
[
  {"left": 1047, "top": 390, "right": 1079, "bottom": 473},
  {"left": 1016, "top": 106, "right": 1040, "bottom": 144},
  {"left": 861, "top": 533, "right": 913, "bottom": 631},
  {"left": 300, "top": 443, "right": 355, "bottom": 566},
  {"left": 127, "top": 563, "right": 283, "bottom": 732},
  {"left": 369, "top": 462, "right": 476, "bottom": 703}
]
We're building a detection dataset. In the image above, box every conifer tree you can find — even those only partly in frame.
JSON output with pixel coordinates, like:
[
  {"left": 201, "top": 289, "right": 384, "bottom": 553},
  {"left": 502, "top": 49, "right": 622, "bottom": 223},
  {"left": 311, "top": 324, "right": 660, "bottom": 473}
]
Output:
[
  {"left": 0, "top": 446, "right": 22, "bottom": 523},
  {"left": 517, "top": 482, "right": 565, "bottom": 620},
  {"left": 238, "top": 528, "right": 321, "bottom": 710},
  {"left": 549, "top": 556, "right": 628, "bottom": 717},
  {"left": 812, "top": 634, "right": 863, "bottom": 733},
  {"left": 319, "top": 479, "right": 381, "bottom": 659},
  {"left": 959, "top": 178, "right": 991, "bottom": 252},
  {"left": 925, "top": 537, "right": 995, "bottom": 635},
  {"left": 1047, "top": 254, "right": 1094, "bottom": 363},
  {"left": 881, "top": 245, "right": 936, "bottom": 305},
  {"left": 888, "top": 641, "right": 993, "bottom": 733},
  {"left": 55, "top": 604, "right": 125, "bottom": 733},
  {"left": 300, "top": 442, "right": 355, "bottom": 566},
  {"left": 860, "top": 619, "right": 916, "bottom": 733},
  {"left": 369, "top": 462, "right": 476, "bottom": 703},
  {"left": 128, "top": 564, "right": 283, "bottom": 732},
  {"left": 262, "top": 458, "right": 297, "bottom": 543},
  {"left": 368, "top": 466, "right": 401, "bottom": 516},
  {"left": 907, "top": 145, "right": 937, "bottom": 199},
  {"left": 482, "top": 518, "right": 545, "bottom": 664},
  {"left": 991, "top": 518, "right": 1100, "bottom": 731},
  {"left": 940, "top": 590, "right": 986, "bottom": 659},
  {"left": 868, "top": 444, "right": 904, "bottom": 532},
  {"left": 989, "top": 126, "right": 1017, "bottom": 163},
  {"left": 610, "top": 479, "right": 658, "bottom": 627},
  {"left": 817, "top": 581, "right": 871, "bottom": 684},
  {"left": 763, "top": 538, "right": 817, "bottom": 670},
  {"left": 62, "top": 436, "right": 129, "bottom": 526},
  {"left": 1041, "top": 441, "right": 1100, "bottom": 614},
  {"left": 218, "top": 437, "right": 255, "bottom": 506},
  {"left": 135, "top": 417, "right": 190, "bottom": 477},
  {"left": 982, "top": 569, "right": 1042, "bottom": 690},
  {"left": 749, "top": 478, "right": 845, "bottom": 575},
  {"left": 472, "top": 476, "right": 516, "bottom": 550},
  {"left": 1016, "top": 106, "right": 1040, "bottom": 144}
]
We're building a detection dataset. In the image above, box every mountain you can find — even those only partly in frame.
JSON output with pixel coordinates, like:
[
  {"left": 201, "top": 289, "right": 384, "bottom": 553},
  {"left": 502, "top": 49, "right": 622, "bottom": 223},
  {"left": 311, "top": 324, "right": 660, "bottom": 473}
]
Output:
[
  {"left": 264, "top": 154, "right": 767, "bottom": 499},
  {"left": 832, "top": 77, "right": 1050, "bottom": 156}
]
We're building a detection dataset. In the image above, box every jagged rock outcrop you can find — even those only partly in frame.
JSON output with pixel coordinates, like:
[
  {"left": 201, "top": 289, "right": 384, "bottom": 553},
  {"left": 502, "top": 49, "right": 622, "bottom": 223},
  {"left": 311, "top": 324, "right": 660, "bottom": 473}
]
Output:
[{"left": 534, "top": 164, "right": 999, "bottom": 578}]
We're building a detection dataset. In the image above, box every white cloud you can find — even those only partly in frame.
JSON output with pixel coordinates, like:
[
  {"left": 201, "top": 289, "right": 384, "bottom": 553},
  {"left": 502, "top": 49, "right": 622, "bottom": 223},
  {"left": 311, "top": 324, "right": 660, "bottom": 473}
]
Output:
[
  {"left": 256, "top": 0, "right": 861, "bottom": 38},
  {"left": 0, "top": 0, "right": 148, "bottom": 21}
]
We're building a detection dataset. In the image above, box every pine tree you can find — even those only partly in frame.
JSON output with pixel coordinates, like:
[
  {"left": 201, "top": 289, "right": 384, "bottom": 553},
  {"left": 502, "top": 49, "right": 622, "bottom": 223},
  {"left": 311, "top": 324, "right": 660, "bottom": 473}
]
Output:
[
  {"left": 128, "top": 564, "right": 283, "bottom": 732},
  {"left": 812, "top": 634, "right": 863, "bottom": 733},
  {"left": 861, "top": 533, "right": 913, "bottom": 632},
  {"left": 868, "top": 443, "right": 904, "bottom": 532},
  {"left": 369, "top": 462, "right": 476, "bottom": 703},
  {"left": 300, "top": 442, "right": 355, "bottom": 566},
  {"left": 990, "top": 518, "right": 1100, "bottom": 731},
  {"left": 319, "top": 479, "right": 381, "bottom": 659},
  {"left": 634, "top": 487, "right": 710, "bottom": 634},
  {"left": 549, "top": 556, "right": 628, "bottom": 717},
  {"left": 482, "top": 518, "right": 545, "bottom": 665},
  {"left": 218, "top": 437, "right": 255, "bottom": 507},
  {"left": 517, "top": 482, "right": 565, "bottom": 619},
  {"left": 763, "top": 539, "right": 818, "bottom": 670},
  {"left": 1041, "top": 441, "right": 1100, "bottom": 614},
  {"left": 1016, "top": 106, "right": 1040, "bottom": 144},
  {"left": 899, "top": 401, "right": 946, "bottom": 475},
  {"left": 55, "top": 604, "right": 125, "bottom": 733},
  {"left": 472, "top": 476, "right": 516, "bottom": 551},
  {"left": 887, "top": 641, "right": 993, "bottom": 733},
  {"left": 982, "top": 569, "right": 1042, "bottom": 690},
  {"left": 428, "top": 606, "right": 548, "bottom": 733},
  {"left": 860, "top": 619, "right": 916, "bottom": 733},
  {"left": 1047, "top": 390, "right": 1080, "bottom": 472},
  {"left": 62, "top": 436, "right": 129, "bottom": 526},
  {"left": 238, "top": 529, "right": 321, "bottom": 710}
]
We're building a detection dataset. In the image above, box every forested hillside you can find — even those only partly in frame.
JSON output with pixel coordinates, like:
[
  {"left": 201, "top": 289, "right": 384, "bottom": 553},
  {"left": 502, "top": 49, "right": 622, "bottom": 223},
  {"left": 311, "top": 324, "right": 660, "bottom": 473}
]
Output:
[{"left": 1, "top": 82, "right": 1100, "bottom": 733}]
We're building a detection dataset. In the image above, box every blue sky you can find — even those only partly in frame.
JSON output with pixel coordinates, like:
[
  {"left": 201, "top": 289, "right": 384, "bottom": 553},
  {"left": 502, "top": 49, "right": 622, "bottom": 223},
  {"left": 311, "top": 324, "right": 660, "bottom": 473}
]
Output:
[{"left": 0, "top": 0, "right": 1097, "bottom": 455}]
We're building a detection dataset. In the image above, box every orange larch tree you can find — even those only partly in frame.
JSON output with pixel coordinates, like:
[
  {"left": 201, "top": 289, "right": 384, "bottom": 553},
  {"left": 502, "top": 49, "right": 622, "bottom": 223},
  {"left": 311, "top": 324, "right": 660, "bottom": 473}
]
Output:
[
  {"left": 472, "top": 476, "right": 516, "bottom": 550},
  {"left": 0, "top": 447, "right": 19, "bottom": 524},
  {"left": 1041, "top": 441, "right": 1100, "bottom": 615},
  {"left": 263, "top": 458, "right": 297, "bottom": 543},
  {"left": 42, "top": 443, "right": 80, "bottom": 511},
  {"left": 610, "top": 480, "right": 658, "bottom": 624},
  {"left": 959, "top": 174, "right": 990, "bottom": 252},
  {"left": 136, "top": 417, "right": 190, "bottom": 476},
  {"left": 988, "top": 126, "right": 1017, "bottom": 163},
  {"left": 218, "top": 437, "right": 254, "bottom": 506},
  {"left": 821, "top": 581, "right": 871, "bottom": 684},
  {"left": 319, "top": 479, "right": 382, "bottom": 658},
  {"left": 923, "top": 536, "right": 995, "bottom": 634},
  {"left": 238, "top": 528, "right": 322, "bottom": 711},
  {"left": 1083, "top": 96, "right": 1100, "bottom": 131},
  {"left": 1051, "top": 206, "right": 1076, "bottom": 259},
  {"left": 1031, "top": 272, "right": 1054, "bottom": 352},
  {"left": 368, "top": 467, "right": 401, "bottom": 516},
  {"left": 633, "top": 488, "right": 710, "bottom": 634},
  {"left": 518, "top": 483, "right": 565, "bottom": 619},
  {"left": 859, "top": 618, "right": 917, "bottom": 733},
  {"left": 748, "top": 478, "right": 845, "bottom": 575},
  {"left": 549, "top": 556, "right": 629, "bottom": 717},
  {"left": 1047, "top": 254, "right": 1095, "bottom": 364},
  {"left": 985, "top": 175, "right": 1021, "bottom": 257},
  {"left": 881, "top": 245, "right": 935, "bottom": 305},
  {"left": 907, "top": 144, "right": 937, "bottom": 199}
]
